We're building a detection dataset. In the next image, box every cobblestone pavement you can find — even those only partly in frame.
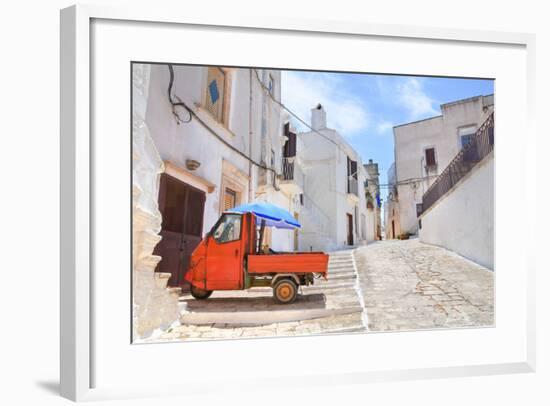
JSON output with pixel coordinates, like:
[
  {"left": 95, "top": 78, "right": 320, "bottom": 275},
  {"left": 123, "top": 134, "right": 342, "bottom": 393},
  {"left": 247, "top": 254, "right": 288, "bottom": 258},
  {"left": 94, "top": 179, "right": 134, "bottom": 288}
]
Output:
[
  {"left": 153, "top": 250, "right": 366, "bottom": 342},
  {"left": 355, "top": 238, "right": 494, "bottom": 332}
]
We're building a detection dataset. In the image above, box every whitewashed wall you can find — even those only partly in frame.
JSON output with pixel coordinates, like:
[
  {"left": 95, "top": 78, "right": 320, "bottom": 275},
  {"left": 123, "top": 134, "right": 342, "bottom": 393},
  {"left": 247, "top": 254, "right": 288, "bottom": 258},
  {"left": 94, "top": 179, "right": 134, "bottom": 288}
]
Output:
[
  {"left": 419, "top": 153, "right": 494, "bottom": 269},
  {"left": 146, "top": 65, "right": 252, "bottom": 233}
]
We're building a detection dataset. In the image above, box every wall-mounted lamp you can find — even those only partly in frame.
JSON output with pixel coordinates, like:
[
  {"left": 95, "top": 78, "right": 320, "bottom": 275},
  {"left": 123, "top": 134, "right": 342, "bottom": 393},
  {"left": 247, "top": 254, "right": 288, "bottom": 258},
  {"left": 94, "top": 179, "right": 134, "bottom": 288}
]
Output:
[{"left": 185, "top": 159, "right": 201, "bottom": 171}]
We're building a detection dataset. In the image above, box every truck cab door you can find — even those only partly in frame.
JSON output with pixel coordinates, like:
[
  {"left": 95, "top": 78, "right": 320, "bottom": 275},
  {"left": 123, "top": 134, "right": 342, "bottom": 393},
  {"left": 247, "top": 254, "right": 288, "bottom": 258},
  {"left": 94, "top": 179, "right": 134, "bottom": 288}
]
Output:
[{"left": 205, "top": 213, "right": 244, "bottom": 290}]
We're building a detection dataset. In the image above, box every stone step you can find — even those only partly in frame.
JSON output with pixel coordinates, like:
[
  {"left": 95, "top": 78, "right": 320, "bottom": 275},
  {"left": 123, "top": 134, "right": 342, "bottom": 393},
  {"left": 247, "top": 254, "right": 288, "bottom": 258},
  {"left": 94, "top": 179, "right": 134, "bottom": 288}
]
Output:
[
  {"left": 324, "top": 325, "right": 367, "bottom": 334},
  {"left": 305, "top": 283, "right": 356, "bottom": 290},
  {"left": 180, "top": 306, "right": 364, "bottom": 326},
  {"left": 327, "top": 269, "right": 356, "bottom": 276},
  {"left": 328, "top": 263, "right": 354, "bottom": 269},
  {"left": 328, "top": 254, "right": 354, "bottom": 259},
  {"left": 328, "top": 264, "right": 355, "bottom": 271},
  {"left": 328, "top": 266, "right": 356, "bottom": 272},
  {"left": 328, "top": 254, "right": 353, "bottom": 260},
  {"left": 328, "top": 269, "right": 356, "bottom": 276},
  {"left": 328, "top": 256, "right": 353, "bottom": 261},
  {"left": 322, "top": 277, "right": 356, "bottom": 283},
  {"left": 305, "top": 282, "right": 356, "bottom": 291},
  {"left": 328, "top": 260, "right": 354, "bottom": 265}
]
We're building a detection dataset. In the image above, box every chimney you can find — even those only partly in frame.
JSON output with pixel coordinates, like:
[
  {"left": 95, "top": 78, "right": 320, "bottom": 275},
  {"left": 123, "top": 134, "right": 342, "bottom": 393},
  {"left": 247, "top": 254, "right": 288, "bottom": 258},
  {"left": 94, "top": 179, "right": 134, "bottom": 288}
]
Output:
[{"left": 311, "top": 103, "right": 327, "bottom": 130}]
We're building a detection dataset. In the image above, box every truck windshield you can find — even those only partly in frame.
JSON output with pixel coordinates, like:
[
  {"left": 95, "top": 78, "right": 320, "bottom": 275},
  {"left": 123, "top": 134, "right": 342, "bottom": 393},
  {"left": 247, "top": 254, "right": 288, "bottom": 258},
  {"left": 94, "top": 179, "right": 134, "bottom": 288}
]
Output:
[{"left": 212, "top": 214, "right": 242, "bottom": 243}]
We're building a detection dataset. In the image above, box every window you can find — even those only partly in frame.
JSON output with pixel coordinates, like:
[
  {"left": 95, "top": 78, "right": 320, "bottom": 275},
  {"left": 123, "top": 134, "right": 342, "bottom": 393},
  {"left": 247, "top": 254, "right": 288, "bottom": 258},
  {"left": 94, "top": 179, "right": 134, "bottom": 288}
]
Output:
[
  {"left": 212, "top": 214, "right": 242, "bottom": 243},
  {"left": 425, "top": 148, "right": 436, "bottom": 167},
  {"left": 458, "top": 125, "right": 477, "bottom": 149},
  {"left": 205, "top": 67, "right": 226, "bottom": 123},
  {"left": 224, "top": 187, "right": 237, "bottom": 211}
]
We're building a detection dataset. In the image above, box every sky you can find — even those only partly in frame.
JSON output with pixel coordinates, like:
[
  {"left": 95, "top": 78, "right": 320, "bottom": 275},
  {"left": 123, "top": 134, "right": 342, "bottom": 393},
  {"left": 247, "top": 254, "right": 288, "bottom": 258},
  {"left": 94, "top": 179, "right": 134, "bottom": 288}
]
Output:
[{"left": 280, "top": 70, "right": 494, "bottom": 204}]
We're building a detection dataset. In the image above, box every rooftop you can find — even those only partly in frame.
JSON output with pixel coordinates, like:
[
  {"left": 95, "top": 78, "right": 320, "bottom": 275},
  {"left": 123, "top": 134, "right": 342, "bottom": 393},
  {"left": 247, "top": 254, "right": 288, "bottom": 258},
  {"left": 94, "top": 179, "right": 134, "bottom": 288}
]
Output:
[{"left": 393, "top": 94, "right": 494, "bottom": 130}]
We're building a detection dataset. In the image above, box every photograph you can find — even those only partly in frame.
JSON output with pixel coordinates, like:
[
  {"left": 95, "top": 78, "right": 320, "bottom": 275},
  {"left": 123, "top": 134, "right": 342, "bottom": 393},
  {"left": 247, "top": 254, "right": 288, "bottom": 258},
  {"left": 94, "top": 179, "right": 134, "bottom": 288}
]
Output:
[{"left": 132, "top": 62, "right": 495, "bottom": 343}]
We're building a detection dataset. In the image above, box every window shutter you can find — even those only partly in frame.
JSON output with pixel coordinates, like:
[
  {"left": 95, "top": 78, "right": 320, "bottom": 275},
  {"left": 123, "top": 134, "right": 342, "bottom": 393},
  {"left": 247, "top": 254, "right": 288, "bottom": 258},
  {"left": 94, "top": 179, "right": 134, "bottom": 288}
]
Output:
[
  {"left": 425, "top": 148, "right": 436, "bottom": 166},
  {"left": 350, "top": 160, "right": 358, "bottom": 179},
  {"left": 283, "top": 123, "right": 297, "bottom": 157},
  {"left": 224, "top": 188, "right": 237, "bottom": 211},
  {"left": 205, "top": 67, "right": 225, "bottom": 122}
]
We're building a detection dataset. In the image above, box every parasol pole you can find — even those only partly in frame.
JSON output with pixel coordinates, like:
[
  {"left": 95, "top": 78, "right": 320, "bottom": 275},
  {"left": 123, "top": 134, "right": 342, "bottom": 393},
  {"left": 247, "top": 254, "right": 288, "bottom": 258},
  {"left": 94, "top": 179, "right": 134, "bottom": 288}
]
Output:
[{"left": 258, "top": 218, "right": 266, "bottom": 254}]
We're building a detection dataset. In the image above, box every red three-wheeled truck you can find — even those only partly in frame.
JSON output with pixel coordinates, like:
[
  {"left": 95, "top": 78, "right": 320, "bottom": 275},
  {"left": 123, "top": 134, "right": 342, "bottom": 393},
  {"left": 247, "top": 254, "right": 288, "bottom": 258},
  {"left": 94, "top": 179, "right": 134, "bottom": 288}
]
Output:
[{"left": 184, "top": 202, "right": 329, "bottom": 304}]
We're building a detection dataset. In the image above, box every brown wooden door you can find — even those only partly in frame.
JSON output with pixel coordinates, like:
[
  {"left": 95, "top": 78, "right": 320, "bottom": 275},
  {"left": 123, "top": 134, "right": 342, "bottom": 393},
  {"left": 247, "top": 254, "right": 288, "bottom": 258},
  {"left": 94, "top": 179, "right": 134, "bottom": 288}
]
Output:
[
  {"left": 154, "top": 174, "right": 205, "bottom": 288},
  {"left": 347, "top": 213, "right": 354, "bottom": 246}
]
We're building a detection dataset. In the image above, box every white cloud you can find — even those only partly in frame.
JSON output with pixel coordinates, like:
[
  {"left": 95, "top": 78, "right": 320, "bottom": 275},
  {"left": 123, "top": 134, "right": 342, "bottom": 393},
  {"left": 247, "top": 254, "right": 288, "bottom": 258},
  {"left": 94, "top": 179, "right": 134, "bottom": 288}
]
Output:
[
  {"left": 281, "top": 71, "right": 369, "bottom": 137},
  {"left": 394, "top": 78, "right": 439, "bottom": 120},
  {"left": 375, "top": 120, "right": 393, "bottom": 135}
]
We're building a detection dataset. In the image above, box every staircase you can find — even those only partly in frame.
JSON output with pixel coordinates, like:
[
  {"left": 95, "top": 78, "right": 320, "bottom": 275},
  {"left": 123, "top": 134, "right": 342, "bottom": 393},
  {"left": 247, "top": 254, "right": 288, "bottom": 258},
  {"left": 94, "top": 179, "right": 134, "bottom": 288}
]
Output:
[{"left": 300, "top": 249, "right": 367, "bottom": 333}]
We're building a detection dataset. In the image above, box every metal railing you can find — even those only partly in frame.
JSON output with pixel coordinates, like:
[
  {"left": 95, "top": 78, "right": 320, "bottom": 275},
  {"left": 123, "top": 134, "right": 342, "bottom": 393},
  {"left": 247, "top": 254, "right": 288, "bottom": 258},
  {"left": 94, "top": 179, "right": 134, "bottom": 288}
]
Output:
[
  {"left": 282, "top": 157, "right": 296, "bottom": 181},
  {"left": 421, "top": 113, "right": 494, "bottom": 215}
]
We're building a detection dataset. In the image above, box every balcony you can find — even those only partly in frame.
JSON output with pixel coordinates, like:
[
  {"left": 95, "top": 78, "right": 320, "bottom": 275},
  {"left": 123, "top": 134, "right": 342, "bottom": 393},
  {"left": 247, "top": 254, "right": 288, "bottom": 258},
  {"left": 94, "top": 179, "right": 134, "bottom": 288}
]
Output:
[{"left": 279, "top": 157, "right": 304, "bottom": 195}]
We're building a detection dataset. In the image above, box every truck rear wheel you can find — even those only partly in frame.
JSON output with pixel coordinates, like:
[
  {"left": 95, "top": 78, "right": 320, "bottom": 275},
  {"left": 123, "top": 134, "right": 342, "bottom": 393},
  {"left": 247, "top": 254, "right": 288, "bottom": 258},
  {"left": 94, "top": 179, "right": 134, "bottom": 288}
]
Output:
[
  {"left": 273, "top": 279, "right": 297, "bottom": 304},
  {"left": 190, "top": 285, "right": 213, "bottom": 300}
]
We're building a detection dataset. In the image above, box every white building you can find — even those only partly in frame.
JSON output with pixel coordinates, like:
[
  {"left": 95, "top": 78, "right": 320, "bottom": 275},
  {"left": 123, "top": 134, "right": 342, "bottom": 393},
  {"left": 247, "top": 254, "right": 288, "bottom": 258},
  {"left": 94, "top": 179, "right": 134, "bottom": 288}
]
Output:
[
  {"left": 364, "top": 159, "right": 382, "bottom": 242},
  {"left": 298, "top": 105, "right": 369, "bottom": 251},
  {"left": 384, "top": 162, "right": 401, "bottom": 239},
  {"left": 136, "top": 63, "right": 302, "bottom": 290},
  {"left": 391, "top": 95, "right": 494, "bottom": 236}
]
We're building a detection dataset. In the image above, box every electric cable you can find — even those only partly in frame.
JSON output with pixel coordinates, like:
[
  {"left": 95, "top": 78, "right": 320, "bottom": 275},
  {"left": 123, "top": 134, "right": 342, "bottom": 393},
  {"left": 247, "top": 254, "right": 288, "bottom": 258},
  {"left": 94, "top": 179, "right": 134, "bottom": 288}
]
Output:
[{"left": 167, "top": 65, "right": 279, "bottom": 181}]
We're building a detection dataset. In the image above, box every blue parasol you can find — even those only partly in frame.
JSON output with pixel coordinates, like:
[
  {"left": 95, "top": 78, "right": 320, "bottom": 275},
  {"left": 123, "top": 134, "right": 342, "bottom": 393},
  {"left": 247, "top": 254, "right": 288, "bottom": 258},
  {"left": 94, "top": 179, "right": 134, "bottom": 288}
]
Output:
[{"left": 228, "top": 201, "right": 301, "bottom": 229}]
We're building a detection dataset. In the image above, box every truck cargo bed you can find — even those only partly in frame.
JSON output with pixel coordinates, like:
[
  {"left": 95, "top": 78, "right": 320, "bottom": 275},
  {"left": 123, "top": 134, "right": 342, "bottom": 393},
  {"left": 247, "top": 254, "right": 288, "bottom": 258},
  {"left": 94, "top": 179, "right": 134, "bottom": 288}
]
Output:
[{"left": 247, "top": 252, "right": 329, "bottom": 275}]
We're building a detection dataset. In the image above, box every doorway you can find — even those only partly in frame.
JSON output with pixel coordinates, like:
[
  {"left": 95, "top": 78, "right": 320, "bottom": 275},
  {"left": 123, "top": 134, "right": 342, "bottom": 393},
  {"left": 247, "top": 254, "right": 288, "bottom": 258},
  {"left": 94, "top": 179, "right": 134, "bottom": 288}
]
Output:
[
  {"left": 153, "top": 173, "right": 205, "bottom": 288},
  {"left": 347, "top": 213, "right": 354, "bottom": 246},
  {"left": 392, "top": 220, "right": 395, "bottom": 239}
]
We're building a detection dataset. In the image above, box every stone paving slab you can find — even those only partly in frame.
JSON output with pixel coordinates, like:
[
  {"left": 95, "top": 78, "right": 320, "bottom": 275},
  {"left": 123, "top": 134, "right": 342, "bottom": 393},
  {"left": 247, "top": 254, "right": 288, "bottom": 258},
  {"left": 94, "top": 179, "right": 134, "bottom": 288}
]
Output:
[{"left": 355, "top": 238, "right": 494, "bottom": 332}]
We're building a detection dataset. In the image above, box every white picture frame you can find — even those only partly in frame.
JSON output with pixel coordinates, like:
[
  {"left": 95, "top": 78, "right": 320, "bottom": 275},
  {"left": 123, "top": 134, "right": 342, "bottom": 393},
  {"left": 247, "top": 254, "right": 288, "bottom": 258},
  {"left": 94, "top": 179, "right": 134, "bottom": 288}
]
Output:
[{"left": 60, "top": 4, "right": 536, "bottom": 402}]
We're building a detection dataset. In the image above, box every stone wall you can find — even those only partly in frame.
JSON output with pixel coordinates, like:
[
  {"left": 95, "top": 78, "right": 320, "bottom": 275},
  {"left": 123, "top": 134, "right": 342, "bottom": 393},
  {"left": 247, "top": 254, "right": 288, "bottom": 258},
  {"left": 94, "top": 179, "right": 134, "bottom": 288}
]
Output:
[{"left": 132, "top": 64, "right": 179, "bottom": 340}]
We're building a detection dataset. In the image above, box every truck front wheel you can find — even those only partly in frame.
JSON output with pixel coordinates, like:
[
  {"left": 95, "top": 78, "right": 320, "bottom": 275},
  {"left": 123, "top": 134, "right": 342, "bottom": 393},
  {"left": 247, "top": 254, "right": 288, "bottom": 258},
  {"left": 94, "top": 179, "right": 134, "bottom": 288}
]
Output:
[
  {"left": 273, "top": 279, "right": 298, "bottom": 304},
  {"left": 190, "top": 285, "right": 213, "bottom": 300}
]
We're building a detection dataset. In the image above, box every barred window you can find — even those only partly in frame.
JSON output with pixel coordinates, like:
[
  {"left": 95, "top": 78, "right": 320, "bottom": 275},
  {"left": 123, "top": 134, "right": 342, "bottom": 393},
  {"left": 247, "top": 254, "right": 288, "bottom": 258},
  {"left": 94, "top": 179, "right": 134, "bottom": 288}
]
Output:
[{"left": 205, "top": 67, "right": 226, "bottom": 123}]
